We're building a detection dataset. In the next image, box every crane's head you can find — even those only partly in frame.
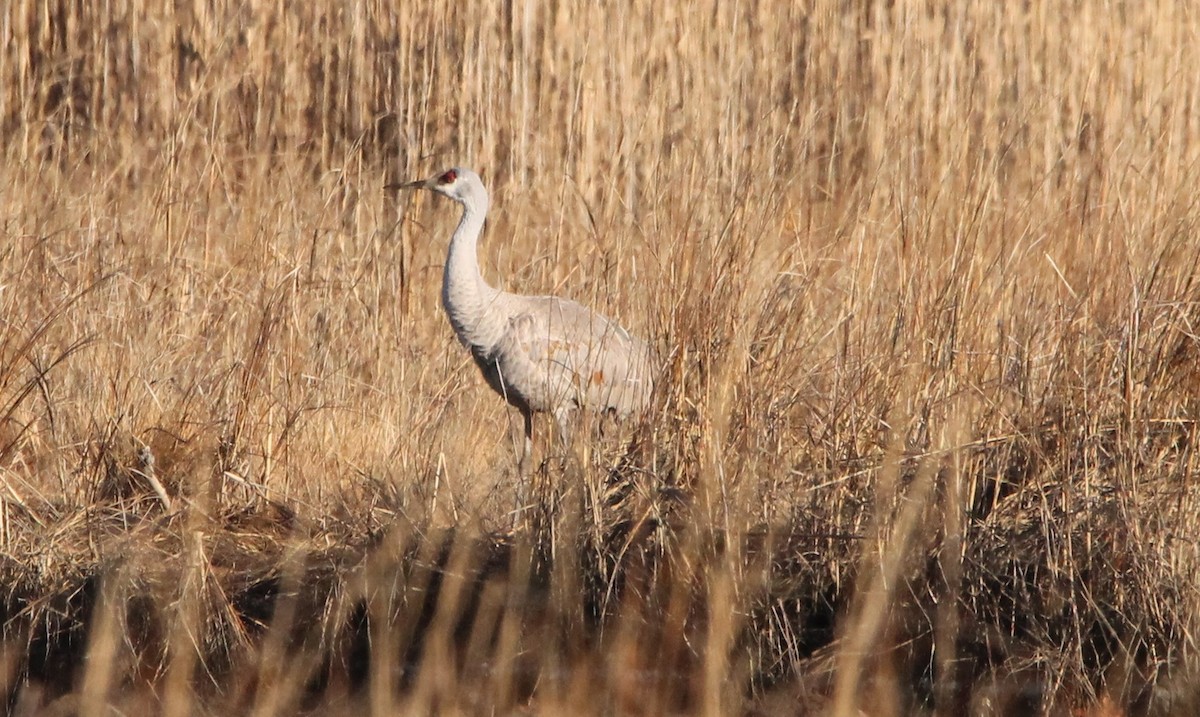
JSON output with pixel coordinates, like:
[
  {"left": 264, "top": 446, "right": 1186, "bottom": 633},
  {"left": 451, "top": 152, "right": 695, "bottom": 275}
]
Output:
[{"left": 390, "top": 167, "right": 488, "bottom": 208}]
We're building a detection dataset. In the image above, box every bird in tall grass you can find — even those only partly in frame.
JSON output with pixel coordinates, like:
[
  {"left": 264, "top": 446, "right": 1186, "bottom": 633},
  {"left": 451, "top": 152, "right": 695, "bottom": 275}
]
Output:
[{"left": 392, "top": 167, "right": 653, "bottom": 482}]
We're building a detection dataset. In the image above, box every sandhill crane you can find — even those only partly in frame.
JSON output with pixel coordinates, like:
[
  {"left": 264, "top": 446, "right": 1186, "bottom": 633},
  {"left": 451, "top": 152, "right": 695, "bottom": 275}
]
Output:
[{"left": 393, "top": 167, "right": 654, "bottom": 482}]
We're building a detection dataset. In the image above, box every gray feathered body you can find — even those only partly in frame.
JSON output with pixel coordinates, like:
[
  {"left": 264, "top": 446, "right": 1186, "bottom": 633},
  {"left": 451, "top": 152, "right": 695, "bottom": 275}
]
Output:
[{"left": 465, "top": 292, "right": 654, "bottom": 422}]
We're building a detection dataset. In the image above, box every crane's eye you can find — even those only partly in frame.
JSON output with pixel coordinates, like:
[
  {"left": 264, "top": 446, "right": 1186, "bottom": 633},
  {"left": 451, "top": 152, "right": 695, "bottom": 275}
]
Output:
[{"left": 439, "top": 169, "right": 457, "bottom": 184}]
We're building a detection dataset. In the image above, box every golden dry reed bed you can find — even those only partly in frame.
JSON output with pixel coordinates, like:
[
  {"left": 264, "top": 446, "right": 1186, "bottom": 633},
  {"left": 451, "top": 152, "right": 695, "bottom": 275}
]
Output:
[{"left": 1, "top": 0, "right": 1199, "bottom": 715}]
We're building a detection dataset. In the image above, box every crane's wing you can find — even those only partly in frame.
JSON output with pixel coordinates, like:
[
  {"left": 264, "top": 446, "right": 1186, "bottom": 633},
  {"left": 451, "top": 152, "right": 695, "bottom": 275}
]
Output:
[{"left": 498, "top": 295, "right": 654, "bottom": 417}]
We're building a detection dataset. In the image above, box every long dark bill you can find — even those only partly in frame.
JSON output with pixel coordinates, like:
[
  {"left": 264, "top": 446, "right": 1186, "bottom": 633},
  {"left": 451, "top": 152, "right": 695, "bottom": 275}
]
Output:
[{"left": 383, "top": 178, "right": 429, "bottom": 191}]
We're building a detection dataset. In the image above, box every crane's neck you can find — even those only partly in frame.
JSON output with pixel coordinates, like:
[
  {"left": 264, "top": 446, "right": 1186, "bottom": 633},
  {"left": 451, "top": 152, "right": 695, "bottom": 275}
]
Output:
[{"left": 441, "top": 195, "right": 503, "bottom": 350}]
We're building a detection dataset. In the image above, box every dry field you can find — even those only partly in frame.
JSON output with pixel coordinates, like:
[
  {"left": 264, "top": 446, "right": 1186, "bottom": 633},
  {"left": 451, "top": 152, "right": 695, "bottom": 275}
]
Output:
[{"left": 2, "top": 0, "right": 1200, "bottom": 714}]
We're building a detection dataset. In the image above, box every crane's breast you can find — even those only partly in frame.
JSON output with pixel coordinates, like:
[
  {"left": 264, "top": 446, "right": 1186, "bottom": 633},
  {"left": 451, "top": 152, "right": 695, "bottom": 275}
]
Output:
[{"left": 468, "top": 343, "right": 533, "bottom": 412}]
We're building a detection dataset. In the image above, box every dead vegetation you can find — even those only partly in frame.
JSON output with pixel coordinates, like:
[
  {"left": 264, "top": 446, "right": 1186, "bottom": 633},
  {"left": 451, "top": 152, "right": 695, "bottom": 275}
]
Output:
[{"left": 1, "top": 0, "right": 1200, "bottom": 714}]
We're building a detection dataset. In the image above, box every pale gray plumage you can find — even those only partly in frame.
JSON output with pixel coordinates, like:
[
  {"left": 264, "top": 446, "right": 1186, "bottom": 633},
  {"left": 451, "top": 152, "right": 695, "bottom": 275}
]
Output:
[{"left": 396, "top": 167, "right": 653, "bottom": 477}]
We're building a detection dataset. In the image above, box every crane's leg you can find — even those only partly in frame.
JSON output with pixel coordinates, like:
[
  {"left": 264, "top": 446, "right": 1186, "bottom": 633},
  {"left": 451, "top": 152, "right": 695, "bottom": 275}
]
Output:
[
  {"left": 553, "top": 405, "right": 580, "bottom": 482},
  {"left": 554, "top": 405, "right": 575, "bottom": 449},
  {"left": 515, "top": 406, "right": 533, "bottom": 515}
]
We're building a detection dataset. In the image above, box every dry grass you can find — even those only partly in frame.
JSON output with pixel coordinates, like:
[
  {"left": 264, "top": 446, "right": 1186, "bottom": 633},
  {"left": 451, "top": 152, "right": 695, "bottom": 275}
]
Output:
[{"left": 1, "top": 0, "right": 1200, "bottom": 714}]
